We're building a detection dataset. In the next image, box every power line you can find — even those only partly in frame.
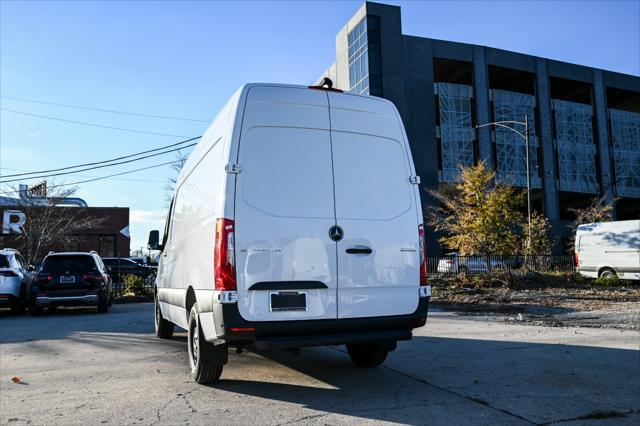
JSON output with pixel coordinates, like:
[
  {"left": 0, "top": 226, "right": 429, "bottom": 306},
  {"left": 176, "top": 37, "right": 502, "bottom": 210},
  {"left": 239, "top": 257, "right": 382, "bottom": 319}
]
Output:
[
  {"left": 0, "top": 136, "right": 200, "bottom": 179},
  {"left": 1, "top": 107, "right": 194, "bottom": 138},
  {"left": 0, "top": 160, "right": 178, "bottom": 196},
  {"left": 0, "top": 143, "right": 196, "bottom": 184},
  {"left": 0, "top": 166, "right": 165, "bottom": 184},
  {"left": 1, "top": 95, "right": 210, "bottom": 123}
]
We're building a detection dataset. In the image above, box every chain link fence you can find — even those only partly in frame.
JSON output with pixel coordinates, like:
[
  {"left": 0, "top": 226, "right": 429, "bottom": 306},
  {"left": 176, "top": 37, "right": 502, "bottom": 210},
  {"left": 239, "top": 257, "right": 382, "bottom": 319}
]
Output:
[{"left": 428, "top": 255, "right": 575, "bottom": 276}]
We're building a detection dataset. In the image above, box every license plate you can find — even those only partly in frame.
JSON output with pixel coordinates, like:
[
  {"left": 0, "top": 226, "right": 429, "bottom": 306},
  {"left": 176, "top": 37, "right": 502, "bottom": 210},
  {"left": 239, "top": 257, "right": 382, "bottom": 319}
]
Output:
[
  {"left": 270, "top": 291, "right": 306, "bottom": 312},
  {"left": 59, "top": 276, "right": 76, "bottom": 284}
]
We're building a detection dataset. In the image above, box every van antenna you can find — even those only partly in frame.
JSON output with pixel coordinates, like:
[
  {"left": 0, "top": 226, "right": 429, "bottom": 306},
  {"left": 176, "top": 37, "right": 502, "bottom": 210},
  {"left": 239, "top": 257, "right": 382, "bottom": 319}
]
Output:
[{"left": 319, "top": 77, "right": 333, "bottom": 89}]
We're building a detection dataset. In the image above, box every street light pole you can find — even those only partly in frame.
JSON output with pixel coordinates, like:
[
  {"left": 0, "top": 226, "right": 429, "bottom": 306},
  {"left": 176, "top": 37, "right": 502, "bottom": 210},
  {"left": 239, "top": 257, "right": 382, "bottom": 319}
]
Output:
[{"left": 524, "top": 114, "right": 531, "bottom": 255}]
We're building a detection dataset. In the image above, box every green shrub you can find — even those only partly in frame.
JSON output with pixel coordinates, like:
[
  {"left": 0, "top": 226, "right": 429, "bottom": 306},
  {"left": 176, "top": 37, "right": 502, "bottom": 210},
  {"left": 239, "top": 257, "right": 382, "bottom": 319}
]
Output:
[
  {"left": 594, "top": 274, "right": 620, "bottom": 287},
  {"left": 123, "top": 274, "right": 151, "bottom": 296}
]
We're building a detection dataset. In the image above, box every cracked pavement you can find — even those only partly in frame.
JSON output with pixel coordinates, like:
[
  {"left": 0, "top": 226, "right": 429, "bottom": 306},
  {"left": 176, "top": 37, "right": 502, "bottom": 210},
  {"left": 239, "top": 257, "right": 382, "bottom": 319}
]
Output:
[{"left": 1, "top": 303, "right": 638, "bottom": 425}]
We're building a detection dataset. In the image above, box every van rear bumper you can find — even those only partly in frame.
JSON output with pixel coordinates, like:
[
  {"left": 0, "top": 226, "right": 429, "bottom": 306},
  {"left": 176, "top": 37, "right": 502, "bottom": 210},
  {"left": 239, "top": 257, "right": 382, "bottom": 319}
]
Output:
[{"left": 217, "top": 298, "right": 429, "bottom": 349}]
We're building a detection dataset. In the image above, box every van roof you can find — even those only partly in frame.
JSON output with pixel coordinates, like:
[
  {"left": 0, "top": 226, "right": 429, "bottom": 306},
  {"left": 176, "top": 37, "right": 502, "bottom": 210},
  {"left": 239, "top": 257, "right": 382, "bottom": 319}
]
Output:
[{"left": 241, "top": 83, "right": 389, "bottom": 102}]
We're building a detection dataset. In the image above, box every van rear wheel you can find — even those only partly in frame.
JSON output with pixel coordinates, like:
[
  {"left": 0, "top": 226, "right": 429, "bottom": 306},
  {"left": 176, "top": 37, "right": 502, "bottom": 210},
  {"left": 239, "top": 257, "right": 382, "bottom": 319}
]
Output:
[
  {"left": 599, "top": 268, "right": 617, "bottom": 279},
  {"left": 347, "top": 343, "right": 389, "bottom": 368},
  {"left": 154, "top": 295, "right": 174, "bottom": 339},
  {"left": 188, "top": 304, "right": 224, "bottom": 384}
]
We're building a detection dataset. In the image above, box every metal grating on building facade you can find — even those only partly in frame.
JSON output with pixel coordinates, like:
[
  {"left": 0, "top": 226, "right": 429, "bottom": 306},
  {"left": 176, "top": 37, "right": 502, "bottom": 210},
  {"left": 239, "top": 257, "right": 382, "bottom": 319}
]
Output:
[
  {"left": 347, "top": 16, "right": 382, "bottom": 96},
  {"left": 492, "top": 89, "right": 542, "bottom": 188},
  {"left": 348, "top": 17, "right": 369, "bottom": 94},
  {"left": 610, "top": 109, "right": 640, "bottom": 198},
  {"left": 553, "top": 99, "right": 598, "bottom": 194},
  {"left": 435, "top": 83, "right": 474, "bottom": 182}
]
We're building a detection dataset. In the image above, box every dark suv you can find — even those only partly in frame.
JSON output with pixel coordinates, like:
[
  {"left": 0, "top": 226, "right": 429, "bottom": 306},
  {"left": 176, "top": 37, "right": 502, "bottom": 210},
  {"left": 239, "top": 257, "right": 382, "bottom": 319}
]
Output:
[{"left": 30, "top": 252, "right": 112, "bottom": 315}]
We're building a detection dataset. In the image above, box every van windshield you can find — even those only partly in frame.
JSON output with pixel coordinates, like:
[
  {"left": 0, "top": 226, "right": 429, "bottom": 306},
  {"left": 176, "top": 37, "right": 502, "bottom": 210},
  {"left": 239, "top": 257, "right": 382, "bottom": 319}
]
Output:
[
  {"left": 41, "top": 256, "right": 98, "bottom": 274},
  {"left": 0, "top": 255, "right": 10, "bottom": 268}
]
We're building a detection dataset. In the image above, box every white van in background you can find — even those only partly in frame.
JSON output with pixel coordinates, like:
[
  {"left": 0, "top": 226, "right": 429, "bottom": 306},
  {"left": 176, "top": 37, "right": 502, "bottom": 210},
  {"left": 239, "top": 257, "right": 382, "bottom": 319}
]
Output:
[
  {"left": 149, "top": 81, "right": 430, "bottom": 384},
  {"left": 575, "top": 220, "right": 640, "bottom": 280}
]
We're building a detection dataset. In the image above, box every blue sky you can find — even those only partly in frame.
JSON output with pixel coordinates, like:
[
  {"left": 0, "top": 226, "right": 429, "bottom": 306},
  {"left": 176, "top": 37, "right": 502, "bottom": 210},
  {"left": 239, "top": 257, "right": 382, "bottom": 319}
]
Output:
[{"left": 1, "top": 0, "right": 639, "bottom": 252}]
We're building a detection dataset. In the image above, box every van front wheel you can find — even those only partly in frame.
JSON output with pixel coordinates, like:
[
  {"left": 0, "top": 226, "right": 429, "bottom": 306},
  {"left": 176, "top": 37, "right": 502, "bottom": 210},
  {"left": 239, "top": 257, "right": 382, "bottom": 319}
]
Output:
[
  {"left": 347, "top": 343, "right": 389, "bottom": 368},
  {"left": 155, "top": 295, "right": 174, "bottom": 339},
  {"left": 188, "top": 304, "right": 224, "bottom": 384}
]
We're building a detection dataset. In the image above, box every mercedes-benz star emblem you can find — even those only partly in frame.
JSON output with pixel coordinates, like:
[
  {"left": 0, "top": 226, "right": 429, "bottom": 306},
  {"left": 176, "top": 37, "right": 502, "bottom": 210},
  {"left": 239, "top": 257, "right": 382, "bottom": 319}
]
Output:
[{"left": 329, "top": 225, "right": 344, "bottom": 242}]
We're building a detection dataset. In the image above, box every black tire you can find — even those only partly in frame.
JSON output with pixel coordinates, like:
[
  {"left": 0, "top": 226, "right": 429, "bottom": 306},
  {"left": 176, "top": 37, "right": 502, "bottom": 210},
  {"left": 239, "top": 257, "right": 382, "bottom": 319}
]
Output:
[
  {"left": 188, "top": 304, "right": 224, "bottom": 384},
  {"left": 347, "top": 343, "right": 389, "bottom": 368},
  {"left": 599, "top": 268, "right": 617, "bottom": 279},
  {"left": 155, "top": 295, "right": 174, "bottom": 339},
  {"left": 97, "top": 295, "right": 109, "bottom": 314},
  {"left": 29, "top": 303, "right": 44, "bottom": 316}
]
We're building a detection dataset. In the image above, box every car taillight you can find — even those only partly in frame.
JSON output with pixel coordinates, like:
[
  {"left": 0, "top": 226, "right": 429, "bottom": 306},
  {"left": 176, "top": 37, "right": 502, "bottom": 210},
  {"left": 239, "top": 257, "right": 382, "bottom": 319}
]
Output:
[
  {"left": 574, "top": 252, "right": 579, "bottom": 267},
  {"left": 34, "top": 274, "right": 52, "bottom": 284},
  {"left": 419, "top": 224, "right": 427, "bottom": 285},
  {"left": 0, "top": 270, "right": 19, "bottom": 277},
  {"left": 214, "top": 218, "right": 236, "bottom": 291},
  {"left": 83, "top": 274, "right": 104, "bottom": 283}
]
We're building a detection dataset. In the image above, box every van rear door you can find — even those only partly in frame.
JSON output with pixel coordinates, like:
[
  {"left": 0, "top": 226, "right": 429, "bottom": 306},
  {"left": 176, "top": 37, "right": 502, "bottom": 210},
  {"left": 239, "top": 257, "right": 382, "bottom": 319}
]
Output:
[
  {"left": 234, "top": 86, "right": 338, "bottom": 322},
  {"left": 328, "top": 93, "right": 420, "bottom": 319}
]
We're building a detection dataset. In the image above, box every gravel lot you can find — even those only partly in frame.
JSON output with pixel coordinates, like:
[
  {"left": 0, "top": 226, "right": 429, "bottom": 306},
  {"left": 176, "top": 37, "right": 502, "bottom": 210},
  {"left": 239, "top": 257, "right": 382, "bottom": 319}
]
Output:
[{"left": 1, "top": 303, "right": 639, "bottom": 425}]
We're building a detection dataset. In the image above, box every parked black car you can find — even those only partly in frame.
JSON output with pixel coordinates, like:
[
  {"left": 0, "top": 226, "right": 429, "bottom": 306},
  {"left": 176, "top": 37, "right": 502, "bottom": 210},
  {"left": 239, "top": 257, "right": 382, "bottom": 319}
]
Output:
[
  {"left": 30, "top": 251, "right": 112, "bottom": 315},
  {"left": 102, "top": 257, "right": 152, "bottom": 278}
]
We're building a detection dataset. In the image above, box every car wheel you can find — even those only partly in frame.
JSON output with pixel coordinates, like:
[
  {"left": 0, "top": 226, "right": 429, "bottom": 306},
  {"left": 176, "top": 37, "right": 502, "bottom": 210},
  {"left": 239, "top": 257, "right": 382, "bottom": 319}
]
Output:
[
  {"left": 155, "top": 295, "right": 174, "bottom": 339},
  {"left": 97, "top": 296, "right": 109, "bottom": 313},
  {"left": 188, "top": 304, "right": 224, "bottom": 384},
  {"left": 346, "top": 343, "right": 389, "bottom": 368},
  {"left": 599, "top": 268, "right": 617, "bottom": 279}
]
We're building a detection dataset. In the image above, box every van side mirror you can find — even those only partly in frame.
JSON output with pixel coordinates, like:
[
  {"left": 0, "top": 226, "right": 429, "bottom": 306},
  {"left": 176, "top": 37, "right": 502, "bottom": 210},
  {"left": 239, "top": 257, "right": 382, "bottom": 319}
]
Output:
[{"left": 148, "top": 230, "right": 160, "bottom": 250}]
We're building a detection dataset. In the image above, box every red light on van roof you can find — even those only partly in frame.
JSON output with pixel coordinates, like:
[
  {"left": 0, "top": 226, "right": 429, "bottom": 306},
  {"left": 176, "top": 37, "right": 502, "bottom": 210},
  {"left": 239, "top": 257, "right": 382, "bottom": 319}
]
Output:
[{"left": 309, "top": 77, "right": 343, "bottom": 93}]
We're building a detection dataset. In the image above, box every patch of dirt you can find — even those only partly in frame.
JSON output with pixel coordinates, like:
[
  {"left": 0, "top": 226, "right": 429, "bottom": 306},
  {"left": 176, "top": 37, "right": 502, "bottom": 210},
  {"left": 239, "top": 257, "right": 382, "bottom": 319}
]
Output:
[{"left": 430, "top": 271, "right": 640, "bottom": 330}]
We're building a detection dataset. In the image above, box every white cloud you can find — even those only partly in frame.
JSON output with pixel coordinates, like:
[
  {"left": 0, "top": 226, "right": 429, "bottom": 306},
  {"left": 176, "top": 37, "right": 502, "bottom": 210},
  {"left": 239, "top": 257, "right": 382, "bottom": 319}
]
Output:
[
  {"left": 130, "top": 209, "right": 166, "bottom": 225},
  {"left": 128, "top": 209, "right": 167, "bottom": 254}
]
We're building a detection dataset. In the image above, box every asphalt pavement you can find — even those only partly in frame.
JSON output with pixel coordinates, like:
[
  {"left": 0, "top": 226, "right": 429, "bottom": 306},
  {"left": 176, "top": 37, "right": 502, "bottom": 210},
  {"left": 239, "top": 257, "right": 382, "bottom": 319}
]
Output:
[{"left": 0, "top": 303, "right": 638, "bottom": 425}]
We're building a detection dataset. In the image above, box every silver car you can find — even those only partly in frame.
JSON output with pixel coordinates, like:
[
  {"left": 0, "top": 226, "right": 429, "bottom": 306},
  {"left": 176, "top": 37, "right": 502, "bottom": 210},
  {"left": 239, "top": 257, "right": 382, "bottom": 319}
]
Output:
[{"left": 0, "top": 249, "right": 33, "bottom": 314}]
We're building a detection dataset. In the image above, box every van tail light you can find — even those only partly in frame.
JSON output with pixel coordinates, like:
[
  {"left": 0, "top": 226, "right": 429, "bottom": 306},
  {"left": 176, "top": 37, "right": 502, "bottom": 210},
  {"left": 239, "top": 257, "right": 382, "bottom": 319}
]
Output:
[
  {"left": 214, "top": 218, "right": 237, "bottom": 291},
  {"left": 418, "top": 224, "right": 427, "bottom": 286},
  {"left": 0, "top": 270, "right": 19, "bottom": 277},
  {"left": 574, "top": 252, "right": 579, "bottom": 267}
]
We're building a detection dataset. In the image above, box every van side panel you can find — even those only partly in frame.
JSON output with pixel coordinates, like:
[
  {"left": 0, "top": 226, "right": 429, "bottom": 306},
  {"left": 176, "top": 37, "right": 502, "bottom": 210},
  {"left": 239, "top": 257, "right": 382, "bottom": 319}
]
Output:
[
  {"left": 233, "top": 86, "right": 339, "bottom": 322},
  {"left": 156, "top": 92, "right": 237, "bottom": 330}
]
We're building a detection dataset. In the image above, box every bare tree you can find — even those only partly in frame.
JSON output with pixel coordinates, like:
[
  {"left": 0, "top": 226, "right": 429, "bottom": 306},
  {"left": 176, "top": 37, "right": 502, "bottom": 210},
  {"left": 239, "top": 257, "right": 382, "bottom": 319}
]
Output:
[
  {"left": 566, "top": 194, "right": 615, "bottom": 251},
  {"left": 164, "top": 151, "right": 188, "bottom": 205},
  {"left": 568, "top": 194, "right": 614, "bottom": 226},
  {"left": 12, "top": 186, "right": 104, "bottom": 265}
]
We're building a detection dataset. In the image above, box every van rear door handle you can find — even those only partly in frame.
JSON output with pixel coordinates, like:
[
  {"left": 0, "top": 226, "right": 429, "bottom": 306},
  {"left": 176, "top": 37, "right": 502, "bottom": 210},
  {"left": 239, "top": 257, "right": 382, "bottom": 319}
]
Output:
[{"left": 346, "top": 247, "right": 372, "bottom": 255}]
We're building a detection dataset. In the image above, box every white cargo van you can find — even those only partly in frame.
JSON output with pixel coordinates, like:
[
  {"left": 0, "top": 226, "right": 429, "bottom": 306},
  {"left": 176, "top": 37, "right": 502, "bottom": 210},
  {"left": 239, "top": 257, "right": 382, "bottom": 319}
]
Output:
[
  {"left": 575, "top": 220, "right": 640, "bottom": 280},
  {"left": 149, "top": 82, "right": 430, "bottom": 384}
]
